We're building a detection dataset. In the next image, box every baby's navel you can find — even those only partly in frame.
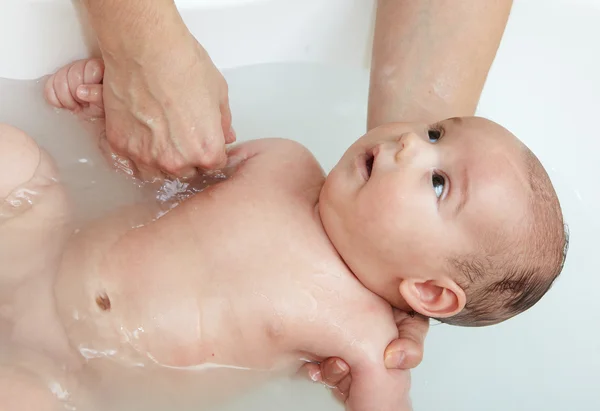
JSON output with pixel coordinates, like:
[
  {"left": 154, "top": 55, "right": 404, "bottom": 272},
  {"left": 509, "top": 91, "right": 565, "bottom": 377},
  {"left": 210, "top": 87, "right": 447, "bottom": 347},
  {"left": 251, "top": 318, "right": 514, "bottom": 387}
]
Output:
[{"left": 95, "top": 292, "right": 111, "bottom": 311}]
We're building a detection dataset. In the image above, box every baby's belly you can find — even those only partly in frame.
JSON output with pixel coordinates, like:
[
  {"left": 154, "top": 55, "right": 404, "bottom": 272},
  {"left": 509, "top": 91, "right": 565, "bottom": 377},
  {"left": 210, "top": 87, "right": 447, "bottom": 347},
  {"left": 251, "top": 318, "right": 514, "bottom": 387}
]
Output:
[{"left": 53, "top": 206, "right": 292, "bottom": 374}]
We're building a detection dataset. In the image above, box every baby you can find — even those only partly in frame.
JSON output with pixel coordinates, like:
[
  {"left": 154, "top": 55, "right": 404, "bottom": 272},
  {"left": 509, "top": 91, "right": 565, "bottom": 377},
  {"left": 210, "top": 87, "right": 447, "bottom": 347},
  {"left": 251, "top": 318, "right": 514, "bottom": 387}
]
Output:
[{"left": 0, "top": 59, "right": 567, "bottom": 411}]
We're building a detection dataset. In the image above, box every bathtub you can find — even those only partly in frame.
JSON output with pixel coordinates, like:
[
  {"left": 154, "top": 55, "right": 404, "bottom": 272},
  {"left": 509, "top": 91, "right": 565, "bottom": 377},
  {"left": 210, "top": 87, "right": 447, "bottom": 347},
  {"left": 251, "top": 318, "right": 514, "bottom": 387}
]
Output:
[{"left": 1, "top": 0, "right": 599, "bottom": 410}]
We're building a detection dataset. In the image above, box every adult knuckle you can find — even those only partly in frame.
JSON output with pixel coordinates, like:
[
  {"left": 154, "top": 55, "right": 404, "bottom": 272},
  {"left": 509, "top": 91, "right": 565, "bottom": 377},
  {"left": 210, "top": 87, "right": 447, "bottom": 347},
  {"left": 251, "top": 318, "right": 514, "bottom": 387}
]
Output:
[
  {"left": 110, "top": 139, "right": 128, "bottom": 155},
  {"left": 199, "top": 137, "right": 218, "bottom": 155},
  {"left": 200, "top": 141, "right": 225, "bottom": 167},
  {"left": 159, "top": 157, "right": 185, "bottom": 175}
]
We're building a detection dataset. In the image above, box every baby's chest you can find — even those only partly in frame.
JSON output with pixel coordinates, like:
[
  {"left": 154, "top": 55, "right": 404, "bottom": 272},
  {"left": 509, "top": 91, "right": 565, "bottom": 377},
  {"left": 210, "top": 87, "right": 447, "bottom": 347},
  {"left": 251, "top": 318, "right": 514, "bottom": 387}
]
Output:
[{"left": 178, "top": 185, "right": 321, "bottom": 278}]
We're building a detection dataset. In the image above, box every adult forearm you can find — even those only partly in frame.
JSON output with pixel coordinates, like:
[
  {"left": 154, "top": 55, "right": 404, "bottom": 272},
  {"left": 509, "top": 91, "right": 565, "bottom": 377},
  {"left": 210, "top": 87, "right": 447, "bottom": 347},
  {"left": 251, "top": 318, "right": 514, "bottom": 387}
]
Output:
[
  {"left": 80, "top": 0, "right": 189, "bottom": 58},
  {"left": 368, "top": 0, "right": 513, "bottom": 128}
]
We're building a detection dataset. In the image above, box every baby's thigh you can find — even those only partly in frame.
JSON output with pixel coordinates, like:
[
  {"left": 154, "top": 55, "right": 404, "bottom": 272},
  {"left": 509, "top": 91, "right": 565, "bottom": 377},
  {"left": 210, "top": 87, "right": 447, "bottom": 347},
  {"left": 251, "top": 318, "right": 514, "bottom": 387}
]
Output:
[
  {"left": 0, "top": 342, "right": 88, "bottom": 411},
  {"left": 0, "top": 366, "right": 61, "bottom": 411},
  {"left": 0, "top": 124, "right": 70, "bottom": 284},
  {"left": 0, "top": 124, "right": 44, "bottom": 199}
]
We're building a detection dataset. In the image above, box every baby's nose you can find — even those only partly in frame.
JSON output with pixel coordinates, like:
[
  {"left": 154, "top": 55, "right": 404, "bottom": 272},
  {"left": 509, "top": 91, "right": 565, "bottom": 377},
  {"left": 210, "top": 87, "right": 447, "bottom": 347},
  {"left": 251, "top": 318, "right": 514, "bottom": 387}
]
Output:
[{"left": 395, "top": 131, "right": 423, "bottom": 159}]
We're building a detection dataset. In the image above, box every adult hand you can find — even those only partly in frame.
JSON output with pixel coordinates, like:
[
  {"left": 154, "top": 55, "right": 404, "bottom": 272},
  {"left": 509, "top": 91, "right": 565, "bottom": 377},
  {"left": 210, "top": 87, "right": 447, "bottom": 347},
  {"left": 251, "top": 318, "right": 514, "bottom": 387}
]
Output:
[
  {"left": 100, "top": 33, "right": 235, "bottom": 180},
  {"left": 301, "top": 309, "right": 429, "bottom": 402}
]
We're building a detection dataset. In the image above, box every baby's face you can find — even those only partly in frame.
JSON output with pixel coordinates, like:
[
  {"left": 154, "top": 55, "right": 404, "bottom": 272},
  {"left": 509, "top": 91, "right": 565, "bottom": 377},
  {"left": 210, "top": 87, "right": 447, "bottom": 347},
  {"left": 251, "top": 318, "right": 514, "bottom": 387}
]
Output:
[{"left": 320, "top": 117, "right": 532, "bottom": 307}]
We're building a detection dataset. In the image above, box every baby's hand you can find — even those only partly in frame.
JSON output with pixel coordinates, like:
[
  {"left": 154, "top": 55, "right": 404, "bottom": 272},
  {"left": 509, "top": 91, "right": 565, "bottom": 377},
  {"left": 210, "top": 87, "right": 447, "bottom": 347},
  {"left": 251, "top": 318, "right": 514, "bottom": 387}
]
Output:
[
  {"left": 302, "top": 309, "right": 429, "bottom": 402},
  {"left": 44, "top": 59, "right": 105, "bottom": 119}
]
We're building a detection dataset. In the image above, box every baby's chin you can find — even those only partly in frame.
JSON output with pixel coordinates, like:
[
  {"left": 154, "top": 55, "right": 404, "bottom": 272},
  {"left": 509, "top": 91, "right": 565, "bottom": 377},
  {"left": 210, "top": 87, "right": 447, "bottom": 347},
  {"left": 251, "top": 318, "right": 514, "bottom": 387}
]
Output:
[{"left": 318, "top": 163, "right": 350, "bottom": 211}]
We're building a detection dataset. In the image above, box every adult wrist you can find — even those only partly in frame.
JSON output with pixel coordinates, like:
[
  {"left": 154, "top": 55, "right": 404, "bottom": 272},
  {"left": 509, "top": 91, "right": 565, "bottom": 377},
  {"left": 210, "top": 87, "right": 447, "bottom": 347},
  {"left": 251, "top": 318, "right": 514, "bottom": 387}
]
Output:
[{"left": 83, "top": 0, "right": 191, "bottom": 62}]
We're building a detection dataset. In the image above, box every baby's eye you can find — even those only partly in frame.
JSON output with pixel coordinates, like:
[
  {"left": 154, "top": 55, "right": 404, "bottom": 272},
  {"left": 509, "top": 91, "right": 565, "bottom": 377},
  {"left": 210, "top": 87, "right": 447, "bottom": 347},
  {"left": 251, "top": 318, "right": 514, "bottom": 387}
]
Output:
[
  {"left": 432, "top": 173, "right": 445, "bottom": 198},
  {"left": 428, "top": 126, "right": 443, "bottom": 143}
]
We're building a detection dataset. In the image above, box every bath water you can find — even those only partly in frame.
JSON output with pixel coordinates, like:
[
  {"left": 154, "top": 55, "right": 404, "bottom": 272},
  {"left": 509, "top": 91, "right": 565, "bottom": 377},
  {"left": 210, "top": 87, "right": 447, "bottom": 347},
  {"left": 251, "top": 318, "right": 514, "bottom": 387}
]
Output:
[{"left": 0, "top": 77, "right": 153, "bottom": 225}]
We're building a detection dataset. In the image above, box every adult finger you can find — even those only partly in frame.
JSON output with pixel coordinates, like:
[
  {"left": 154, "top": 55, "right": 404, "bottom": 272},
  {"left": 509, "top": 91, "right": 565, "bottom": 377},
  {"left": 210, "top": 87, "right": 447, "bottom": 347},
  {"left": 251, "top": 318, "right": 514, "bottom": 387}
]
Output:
[
  {"left": 220, "top": 98, "right": 236, "bottom": 144},
  {"left": 81, "top": 58, "right": 104, "bottom": 85},
  {"left": 384, "top": 310, "right": 430, "bottom": 370},
  {"left": 192, "top": 120, "right": 228, "bottom": 170},
  {"left": 76, "top": 84, "right": 104, "bottom": 108},
  {"left": 136, "top": 163, "right": 166, "bottom": 184},
  {"left": 298, "top": 361, "right": 352, "bottom": 403},
  {"left": 319, "top": 357, "right": 350, "bottom": 386}
]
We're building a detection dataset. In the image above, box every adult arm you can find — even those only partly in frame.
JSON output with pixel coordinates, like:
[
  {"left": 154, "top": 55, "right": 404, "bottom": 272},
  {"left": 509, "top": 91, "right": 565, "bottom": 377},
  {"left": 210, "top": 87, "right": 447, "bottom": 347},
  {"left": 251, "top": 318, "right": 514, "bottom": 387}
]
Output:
[
  {"left": 368, "top": 0, "right": 513, "bottom": 128},
  {"left": 80, "top": 0, "right": 235, "bottom": 178}
]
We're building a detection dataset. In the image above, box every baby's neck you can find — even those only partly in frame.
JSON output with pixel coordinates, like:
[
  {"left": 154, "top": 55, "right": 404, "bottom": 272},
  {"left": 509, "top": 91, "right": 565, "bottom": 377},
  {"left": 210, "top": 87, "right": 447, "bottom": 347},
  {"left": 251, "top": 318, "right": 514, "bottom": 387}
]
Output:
[{"left": 312, "top": 203, "right": 413, "bottom": 312}]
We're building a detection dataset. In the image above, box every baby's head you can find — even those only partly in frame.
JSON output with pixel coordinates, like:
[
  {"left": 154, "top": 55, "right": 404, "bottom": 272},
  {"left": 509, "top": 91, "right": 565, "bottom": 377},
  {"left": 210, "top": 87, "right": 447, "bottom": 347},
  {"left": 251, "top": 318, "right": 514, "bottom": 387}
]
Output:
[{"left": 320, "top": 117, "right": 567, "bottom": 326}]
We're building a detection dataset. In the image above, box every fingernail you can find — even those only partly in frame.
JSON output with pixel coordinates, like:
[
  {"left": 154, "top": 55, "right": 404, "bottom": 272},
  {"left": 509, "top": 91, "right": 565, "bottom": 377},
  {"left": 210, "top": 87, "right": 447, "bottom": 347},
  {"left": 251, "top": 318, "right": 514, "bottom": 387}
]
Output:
[
  {"left": 309, "top": 369, "right": 321, "bottom": 382},
  {"left": 332, "top": 359, "right": 349, "bottom": 376},
  {"left": 180, "top": 168, "right": 198, "bottom": 180},
  {"left": 385, "top": 351, "right": 406, "bottom": 368},
  {"left": 77, "top": 86, "right": 89, "bottom": 98}
]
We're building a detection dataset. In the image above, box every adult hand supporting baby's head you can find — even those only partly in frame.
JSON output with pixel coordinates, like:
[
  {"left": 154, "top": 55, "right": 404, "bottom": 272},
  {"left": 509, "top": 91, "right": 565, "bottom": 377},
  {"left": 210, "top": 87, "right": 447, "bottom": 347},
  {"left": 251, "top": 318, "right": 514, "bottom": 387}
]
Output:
[
  {"left": 301, "top": 309, "right": 429, "bottom": 402},
  {"left": 384, "top": 309, "right": 430, "bottom": 369}
]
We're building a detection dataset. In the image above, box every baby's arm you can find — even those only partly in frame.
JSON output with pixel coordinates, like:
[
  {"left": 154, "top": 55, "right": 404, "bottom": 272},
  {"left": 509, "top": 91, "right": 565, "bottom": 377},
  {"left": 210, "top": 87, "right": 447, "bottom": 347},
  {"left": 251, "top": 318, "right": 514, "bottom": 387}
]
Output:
[
  {"left": 344, "top": 357, "right": 413, "bottom": 411},
  {"left": 321, "top": 307, "right": 414, "bottom": 411}
]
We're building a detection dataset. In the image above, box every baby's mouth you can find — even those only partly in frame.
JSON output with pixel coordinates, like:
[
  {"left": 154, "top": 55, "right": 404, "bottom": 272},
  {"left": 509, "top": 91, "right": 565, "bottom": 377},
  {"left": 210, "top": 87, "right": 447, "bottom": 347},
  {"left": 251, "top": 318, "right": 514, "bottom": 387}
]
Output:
[
  {"left": 365, "top": 153, "right": 374, "bottom": 179},
  {"left": 357, "top": 147, "right": 376, "bottom": 182}
]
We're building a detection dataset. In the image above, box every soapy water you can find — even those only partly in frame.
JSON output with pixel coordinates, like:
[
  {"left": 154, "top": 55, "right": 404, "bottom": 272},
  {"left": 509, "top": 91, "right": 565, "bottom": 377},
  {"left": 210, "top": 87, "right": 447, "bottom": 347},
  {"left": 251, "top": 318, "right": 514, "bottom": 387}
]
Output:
[{"left": 1, "top": 35, "right": 599, "bottom": 411}]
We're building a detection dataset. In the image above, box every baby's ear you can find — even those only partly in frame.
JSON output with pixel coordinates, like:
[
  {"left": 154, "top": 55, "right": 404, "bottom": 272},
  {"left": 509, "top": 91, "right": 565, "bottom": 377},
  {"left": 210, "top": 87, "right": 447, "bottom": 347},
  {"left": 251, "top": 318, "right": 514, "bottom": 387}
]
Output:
[{"left": 398, "top": 278, "right": 466, "bottom": 319}]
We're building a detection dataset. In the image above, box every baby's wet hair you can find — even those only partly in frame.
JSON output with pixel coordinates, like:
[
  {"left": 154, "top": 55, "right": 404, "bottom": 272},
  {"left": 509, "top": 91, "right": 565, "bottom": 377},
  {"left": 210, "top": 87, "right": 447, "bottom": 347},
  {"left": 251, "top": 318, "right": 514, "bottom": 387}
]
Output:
[{"left": 439, "top": 147, "right": 568, "bottom": 327}]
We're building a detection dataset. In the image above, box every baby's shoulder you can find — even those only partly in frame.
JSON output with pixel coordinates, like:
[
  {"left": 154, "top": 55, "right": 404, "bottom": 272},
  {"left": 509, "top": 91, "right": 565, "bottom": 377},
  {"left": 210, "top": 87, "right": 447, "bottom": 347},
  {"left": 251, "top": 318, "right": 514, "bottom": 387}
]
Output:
[
  {"left": 297, "top": 288, "right": 399, "bottom": 366},
  {"left": 227, "top": 138, "right": 325, "bottom": 197}
]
